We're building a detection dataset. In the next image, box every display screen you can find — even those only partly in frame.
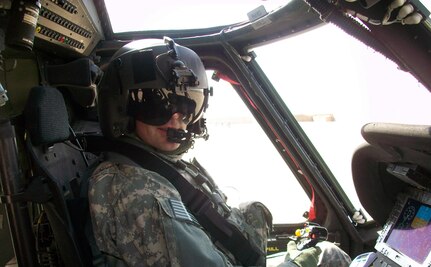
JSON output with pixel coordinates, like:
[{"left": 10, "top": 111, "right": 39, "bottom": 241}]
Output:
[{"left": 385, "top": 198, "right": 431, "bottom": 264}]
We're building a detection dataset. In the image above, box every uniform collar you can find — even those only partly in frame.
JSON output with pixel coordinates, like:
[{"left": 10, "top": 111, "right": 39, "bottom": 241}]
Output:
[{"left": 120, "top": 134, "right": 184, "bottom": 162}]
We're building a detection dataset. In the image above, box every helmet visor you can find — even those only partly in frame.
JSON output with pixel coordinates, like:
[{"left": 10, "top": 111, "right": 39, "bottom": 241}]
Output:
[{"left": 128, "top": 88, "right": 205, "bottom": 126}]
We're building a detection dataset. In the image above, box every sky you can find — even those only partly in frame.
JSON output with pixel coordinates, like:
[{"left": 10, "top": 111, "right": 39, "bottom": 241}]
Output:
[{"left": 104, "top": 0, "right": 290, "bottom": 32}]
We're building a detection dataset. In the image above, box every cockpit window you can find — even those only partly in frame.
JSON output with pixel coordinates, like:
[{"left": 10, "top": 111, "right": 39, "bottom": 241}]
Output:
[
  {"left": 254, "top": 23, "right": 431, "bottom": 220},
  {"left": 181, "top": 24, "right": 430, "bottom": 224},
  {"left": 104, "top": 0, "right": 289, "bottom": 33}
]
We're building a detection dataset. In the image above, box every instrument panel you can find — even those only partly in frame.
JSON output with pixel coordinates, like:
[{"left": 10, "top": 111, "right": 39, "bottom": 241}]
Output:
[{"left": 35, "top": 0, "right": 103, "bottom": 56}]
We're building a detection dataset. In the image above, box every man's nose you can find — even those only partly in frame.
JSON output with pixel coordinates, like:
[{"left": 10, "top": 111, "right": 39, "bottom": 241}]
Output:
[
  {"left": 170, "top": 112, "right": 186, "bottom": 124},
  {"left": 171, "top": 112, "right": 183, "bottom": 120}
]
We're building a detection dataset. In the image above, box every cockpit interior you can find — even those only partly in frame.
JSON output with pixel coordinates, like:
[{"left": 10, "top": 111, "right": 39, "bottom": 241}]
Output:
[{"left": 1, "top": 0, "right": 431, "bottom": 266}]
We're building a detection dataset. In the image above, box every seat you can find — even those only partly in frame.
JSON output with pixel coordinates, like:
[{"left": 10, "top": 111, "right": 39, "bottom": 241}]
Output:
[{"left": 23, "top": 85, "right": 100, "bottom": 267}]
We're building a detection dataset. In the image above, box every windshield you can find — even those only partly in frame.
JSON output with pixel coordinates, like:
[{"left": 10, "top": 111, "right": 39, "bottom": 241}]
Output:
[
  {"left": 104, "top": 0, "right": 289, "bottom": 33},
  {"left": 184, "top": 23, "right": 431, "bottom": 223},
  {"left": 253, "top": 23, "right": 431, "bottom": 219}
]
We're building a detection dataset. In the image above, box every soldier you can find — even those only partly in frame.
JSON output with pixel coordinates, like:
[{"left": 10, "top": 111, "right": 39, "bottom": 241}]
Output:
[{"left": 88, "top": 37, "right": 350, "bottom": 267}]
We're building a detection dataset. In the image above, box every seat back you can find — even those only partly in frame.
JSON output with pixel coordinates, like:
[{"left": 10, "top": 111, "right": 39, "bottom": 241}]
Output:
[{"left": 24, "top": 86, "right": 99, "bottom": 267}]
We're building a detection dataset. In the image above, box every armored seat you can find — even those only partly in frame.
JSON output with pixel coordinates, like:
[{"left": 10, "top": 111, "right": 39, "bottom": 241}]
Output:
[{"left": 23, "top": 86, "right": 100, "bottom": 267}]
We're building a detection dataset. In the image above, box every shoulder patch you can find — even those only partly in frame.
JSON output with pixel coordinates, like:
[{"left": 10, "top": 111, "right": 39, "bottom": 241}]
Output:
[{"left": 169, "top": 199, "right": 198, "bottom": 224}]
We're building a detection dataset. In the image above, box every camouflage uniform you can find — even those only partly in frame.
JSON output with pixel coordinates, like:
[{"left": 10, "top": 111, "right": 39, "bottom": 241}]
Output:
[
  {"left": 89, "top": 136, "right": 271, "bottom": 266},
  {"left": 88, "top": 136, "right": 350, "bottom": 267}
]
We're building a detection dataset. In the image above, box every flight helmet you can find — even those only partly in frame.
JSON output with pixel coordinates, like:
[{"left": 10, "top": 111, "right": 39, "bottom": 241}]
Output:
[{"left": 97, "top": 37, "right": 210, "bottom": 145}]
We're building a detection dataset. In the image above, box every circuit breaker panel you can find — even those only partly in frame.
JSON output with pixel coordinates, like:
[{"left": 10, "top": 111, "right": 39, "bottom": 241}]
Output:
[{"left": 35, "top": 0, "right": 103, "bottom": 56}]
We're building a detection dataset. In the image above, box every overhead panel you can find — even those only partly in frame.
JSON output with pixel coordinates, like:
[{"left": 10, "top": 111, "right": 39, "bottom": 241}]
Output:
[{"left": 35, "top": 0, "right": 103, "bottom": 56}]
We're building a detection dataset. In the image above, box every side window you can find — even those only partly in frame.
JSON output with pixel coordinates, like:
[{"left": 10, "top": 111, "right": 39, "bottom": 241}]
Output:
[{"left": 184, "top": 76, "right": 311, "bottom": 223}]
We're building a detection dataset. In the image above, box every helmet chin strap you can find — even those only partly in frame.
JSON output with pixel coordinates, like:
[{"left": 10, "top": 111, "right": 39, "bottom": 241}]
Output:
[{"left": 167, "top": 128, "right": 191, "bottom": 144}]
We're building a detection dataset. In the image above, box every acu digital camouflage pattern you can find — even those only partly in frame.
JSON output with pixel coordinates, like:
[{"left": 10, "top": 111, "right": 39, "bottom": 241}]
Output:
[
  {"left": 89, "top": 162, "right": 176, "bottom": 266},
  {"left": 88, "top": 148, "right": 351, "bottom": 266},
  {"left": 89, "top": 160, "right": 263, "bottom": 266}
]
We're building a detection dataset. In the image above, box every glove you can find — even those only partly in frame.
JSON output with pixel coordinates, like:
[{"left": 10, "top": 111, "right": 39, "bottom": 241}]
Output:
[{"left": 277, "top": 241, "right": 322, "bottom": 267}]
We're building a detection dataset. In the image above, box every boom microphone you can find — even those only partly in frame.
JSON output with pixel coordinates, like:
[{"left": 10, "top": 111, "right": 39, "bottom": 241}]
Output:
[{"left": 167, "top": 128, "right": 191, "bottom": 143}]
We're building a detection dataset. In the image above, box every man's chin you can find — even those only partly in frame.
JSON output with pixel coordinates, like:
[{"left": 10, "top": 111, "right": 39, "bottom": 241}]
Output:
[{"left": 158, "top": 142, "right": 181, "bottom": 152}]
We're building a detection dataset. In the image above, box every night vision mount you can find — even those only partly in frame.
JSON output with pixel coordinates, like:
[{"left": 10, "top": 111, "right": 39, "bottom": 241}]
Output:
[{"left": 163, "top": 37, "right": 199, "bottom": 92}]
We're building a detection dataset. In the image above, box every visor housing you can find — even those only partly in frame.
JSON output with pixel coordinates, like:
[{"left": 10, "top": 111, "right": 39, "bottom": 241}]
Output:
[{"left": 128, "top": 87, "right": 205, "bottom": 126}]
